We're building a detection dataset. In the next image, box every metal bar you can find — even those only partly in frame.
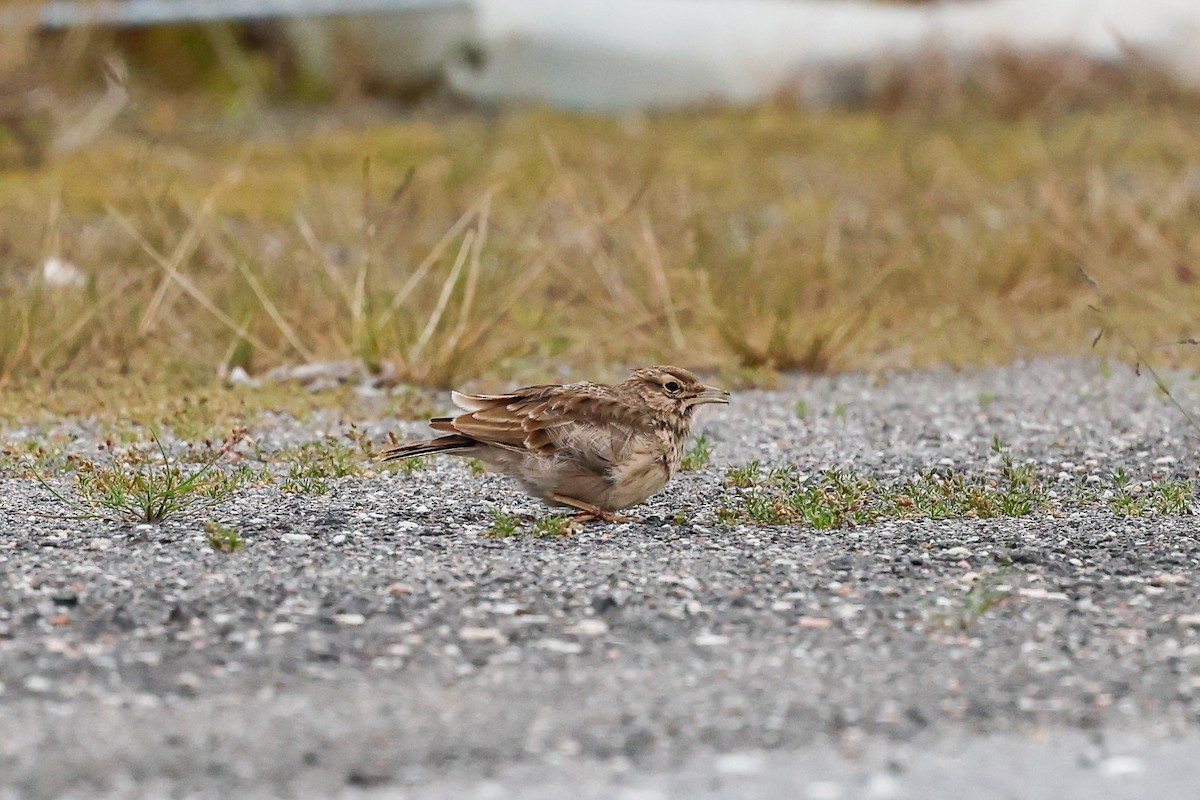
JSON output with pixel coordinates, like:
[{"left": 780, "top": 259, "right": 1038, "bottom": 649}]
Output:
[{"left": 0, "top": 0, "right": 469, "bottom": 30}]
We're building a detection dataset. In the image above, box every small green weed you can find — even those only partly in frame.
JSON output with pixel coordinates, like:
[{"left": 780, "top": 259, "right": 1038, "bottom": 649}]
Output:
[
  {"left": 1111, "top": 466, "right": 1130, "bottom": 490},
  {"left": 204, "top": 520, "right": 245, "bottom": 552},
  {"left": 274, "top": 434, "right": 378, "bottom": 492},
  {"left": 279, "top": 469, "right": 329, "bottom": 494},
  {"left": 1109, "top": 476, "right": 1196, "bottom": 516},
  {"left": 388, "top": 455, "right": 428, "bottom": 476},
  {"left": 3, "top": 438, "right": 72, "bottom": 477},
  {"left": 681, "top": 434, "right": 713, "bottom": 471},
  {"left": 485, "top": 509, "right": 521, "bottom": 537},
  {"left": 402, "top": 456, "right": 427, "bottom": 475},
  {"left": 483, "top": 510, "right": 575, "bottom": 537},
  {"left": 934, "top": 572, "right": 1014, "bottom": 631},
  {"left": 990, "top": 437, "right": 1045, "bottom": 517},
  {"left": 274, "top": 437, "right": 365, "bottom": 479},
  {"left": 36, "top": 431, "right": 252, "bottom": 523},
  {"left": 532, "top": 514, "right": 574, "bottom": 536},
  {"left": 343, "top": 424, "right": 380, "bottom": 457},
  {"left": 717, "top": 442, "right": 1048, "bottom": 528},
  {"left": 166, "top": 398, "right": 227, "bottom": 443},
  {"left": 466, "top": 458, "right": 486, "bottom": 476},
  {"left": 794, "top": 399, "right": 809, "bottom": 419},
  {"left": 725, "top": 459, "right": 762, "bottom": 488}
]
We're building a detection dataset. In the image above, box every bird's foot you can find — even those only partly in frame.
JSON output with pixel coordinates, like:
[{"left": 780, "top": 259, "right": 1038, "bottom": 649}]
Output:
[
  {"left": 554, "top": 494, "right": 643, "bottom": 524},
  {"left": 569, "top": 510, "right": 643, "bottom": 524}
]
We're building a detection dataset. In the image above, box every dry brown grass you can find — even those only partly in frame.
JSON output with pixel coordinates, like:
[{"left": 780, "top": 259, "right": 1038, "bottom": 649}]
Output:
[{"left": 1, "top": 70, "right": 1199, "bottom": 411}]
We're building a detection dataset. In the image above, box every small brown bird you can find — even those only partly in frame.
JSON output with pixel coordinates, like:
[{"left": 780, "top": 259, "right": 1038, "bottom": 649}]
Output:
[{"left": 383, "top": 366, "right": 730, "bottom": 522}]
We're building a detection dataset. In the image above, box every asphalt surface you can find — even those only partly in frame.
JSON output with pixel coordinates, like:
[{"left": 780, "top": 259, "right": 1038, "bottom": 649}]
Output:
[{"left": 2, "top": 359, "right": 1200, "bottom": 799}]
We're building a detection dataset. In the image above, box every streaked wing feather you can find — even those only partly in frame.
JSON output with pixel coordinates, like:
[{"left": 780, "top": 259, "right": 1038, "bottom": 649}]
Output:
[
  {"left": 444, "top": 384, "right": 638, "bottom": 472},
  {"left": 451, "top": 387, "right": 555, "bottom": 412},
  {"left": 450, "top": 391, "right": 489, "bottom": 412}
]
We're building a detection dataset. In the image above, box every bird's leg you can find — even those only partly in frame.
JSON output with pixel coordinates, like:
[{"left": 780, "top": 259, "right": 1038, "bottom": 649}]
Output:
[{"left": 552, "top": 494, "right": 643, "bottom": 524}]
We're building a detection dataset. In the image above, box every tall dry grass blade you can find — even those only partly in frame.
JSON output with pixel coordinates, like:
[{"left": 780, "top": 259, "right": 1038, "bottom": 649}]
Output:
[
  {"left": 410, "top": 229, "right": 475, "bottom": 367},
  {"left": 379, "top": 186, "right": 499, "bottom": 327},
  {"left": 40, "top": 271, "right": 148, "bottom": 367},
  {"left": 601, "top": 170, "right": 657, "bottom": 225},
  {"left": 294, "top": 210, "right": 355, "bottom": 311},
  {"left": 639, "top": 211, "right": 686, "bottom": 350},
  {"left": 1108, "top": 189, "right": 1179, "bottom": 263},
  {"left": 456, "top": 253, "right": 551, "bottom": 355},
  {"left": 138, "top": 179, "right": 228, "bottom": 336},
  {"left": 234, "top": 258, "right": 316, "bottom": 362},
  {"left": 438, "top": 193, "right": 491, "bottom": 364},
  {"left": 107, "top": 205, "right": 278, "bottom": 357},
  {"left": 216, "top": 315, "right": 254, "bottom": 379},
  {"left": 351, "top": 251, "right": 370, "bottom": 357},
  {"left": 0, "top": 302, "right": 33, "bottom": 386},
  {"left": 42, "top": 195, "right": 62, "bottom": 262},
  {"left": 539, "top": 133, "right": 649, "bottom": 317},
  {"left": 1082, "top": 266, "right": 1200, "bottom": 438},
  {"left": 352, "top": 158, "right": 374, "bottom": 356},
  {"left": 7, "top": 196, "right": 61, "bottom": 381},
  {"left": 51, "top": 56, "right": 129, "bottom": 156}
]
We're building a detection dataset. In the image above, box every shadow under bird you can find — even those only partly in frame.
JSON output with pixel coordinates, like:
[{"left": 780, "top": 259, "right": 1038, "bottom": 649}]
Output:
[{"left": 382, "top": 366, "right": 730, "bottom": 522}]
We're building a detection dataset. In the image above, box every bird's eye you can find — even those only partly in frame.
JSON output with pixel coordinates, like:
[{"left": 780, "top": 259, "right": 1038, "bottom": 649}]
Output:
[{"left": 663, "top": 380, "right": 681, "bottom": 394}]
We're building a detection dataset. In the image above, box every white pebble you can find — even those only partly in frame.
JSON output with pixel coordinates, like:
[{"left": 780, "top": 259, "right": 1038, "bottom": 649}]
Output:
[
  {"left": 23, "top": 676, "right": 51, "bottom": 693},
  {"left": 715, "top": 752, "right": 764, "bottom": 775},
  {"left": 564, "top": 619, "right": 609, "bottom": 636},
  {"left": 41, "top": 256, "right": 86, "bottom": 288},
  {"left": 1099, "top": 755, "right": 1145, "bottom": 777},
  {"left": 805, "top": 781, "right": 843, "bottom": 800},
  {"left": 694, "top": 633, "right": 731, "bottom": 647},
  {"left": 459, "top": 626, "right": 505, "bottom": 642},
  {"left": 864, "top": 773, "right": 904, "bottom": 799}
]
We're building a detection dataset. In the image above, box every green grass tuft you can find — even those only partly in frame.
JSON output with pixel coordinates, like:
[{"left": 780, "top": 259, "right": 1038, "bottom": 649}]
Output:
[
  {"left": 717, "top": 442, "right": 1049, "bottom": 528},
  {"left": 933, "top": 572, "right": 1015, "bottom": 631},
  {"left": 532, "top": 514, "right": 574, "bottom": 537},
  {"left": 279, "top": 471, "right": 329, "bottom": 494},
  {"left": 36, "top": 431, "right": 254, "bottom": 523},
  {"left": 274, "top": 438, "right": 365, "bottom": 479},
  {"left": 681, "top": 434, "right": 714, "bottom": 471},
  {"left": 204, "top": 520, "right": 245, "bottom": 552},
  {"left": 1108, "top": 475, "right": 1197, "bottom": 516},
  {"left": 485, "top": 509, "right": 521, "bottom": 537},
  {"left": 483, "top": 510, "right": 575, "bottom": 537},
  {"left": 725, "top": 459, "right": 762, "bottom": 488},
  {"left": 398, "top": 456, "right": 428, "bottom": 475}
]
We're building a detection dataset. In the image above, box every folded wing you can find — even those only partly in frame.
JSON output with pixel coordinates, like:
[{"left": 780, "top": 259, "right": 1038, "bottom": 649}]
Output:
[{"left": 436, "top": 384, "right": 640, "bottom": 473}]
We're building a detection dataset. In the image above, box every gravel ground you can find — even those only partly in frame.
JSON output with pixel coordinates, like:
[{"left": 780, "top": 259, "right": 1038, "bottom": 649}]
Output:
[{"left": 2, "top": 359, "right": 1200, "bottom": 799}]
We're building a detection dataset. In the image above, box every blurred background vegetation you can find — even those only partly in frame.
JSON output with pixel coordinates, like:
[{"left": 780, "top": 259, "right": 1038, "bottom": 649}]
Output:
[{"left": 2, "top": 7, "right": 1199, "bottom": 409}]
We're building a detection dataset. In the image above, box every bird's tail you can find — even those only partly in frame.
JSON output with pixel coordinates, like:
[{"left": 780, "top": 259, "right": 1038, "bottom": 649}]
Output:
[{"left": 380, "top": 434, "right": 476, "bottom": 462}]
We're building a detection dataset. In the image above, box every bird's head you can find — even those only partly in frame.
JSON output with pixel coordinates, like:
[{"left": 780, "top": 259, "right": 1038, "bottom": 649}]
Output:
[{"left": 624, "top": 365, "right": 730, "bottom": 420}]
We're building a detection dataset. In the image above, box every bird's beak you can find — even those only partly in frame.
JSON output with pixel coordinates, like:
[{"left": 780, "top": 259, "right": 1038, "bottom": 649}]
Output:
[{"left": 696, "top": 385, "right": 731, "bottom": 405}]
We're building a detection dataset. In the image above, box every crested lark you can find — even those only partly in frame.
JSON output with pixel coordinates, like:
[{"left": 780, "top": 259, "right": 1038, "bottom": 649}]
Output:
[{"left": 382, "top": 366, "right": 730, "bottom": 522}]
